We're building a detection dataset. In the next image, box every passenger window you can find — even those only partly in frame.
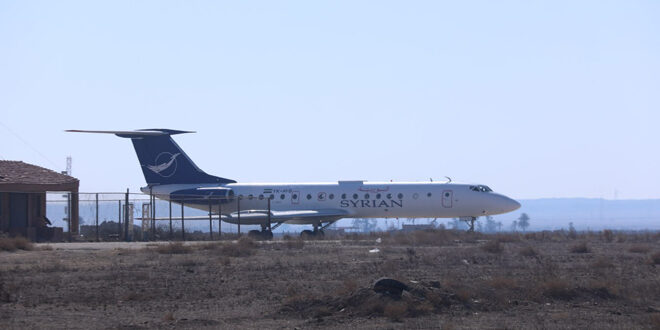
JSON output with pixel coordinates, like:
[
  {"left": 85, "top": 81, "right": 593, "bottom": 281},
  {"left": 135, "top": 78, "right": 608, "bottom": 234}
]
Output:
[
  {"left": 413, "top": 193, "right": 419, "bottom": 199},
  {"left": 397, "top": 193, "right": 403, "bottom": 199},
  {"left": 427, "top": 192, "right": 432, "bottom": 197},
  {"left": 329, "top": 194, "right": 335, "bottom": 200},
  {"left": 364, "top": 193, "right": 370, "bottom": 199},
  {"left": 259, "top": 194, "right": 264, "bottom": 200},
  {"left": 386, "top": 193, "right": 392, "bottom": 199},
  {"left": 376, "top": 193, "right": 381, "bottom": 199},
  {"left": 306, "top": 194, "right": 312, "bottom": 200},
  {"left": 352, "top": 193, "right": 358, "bottom": 200},
  {"left": 292, "top": 194, "right": 298, "bottom": 199},
  {"left": 280, "top": 194, "right": 285, "bottom": 200},
  {"left": 341, "top": 193, "right": 346, "bottom": 199},
  {"left": 248, "top": 194, "right": 254, "bottom": 200},
  {"left": 269, "top": 194, "right": 274, "bottom": 200}
]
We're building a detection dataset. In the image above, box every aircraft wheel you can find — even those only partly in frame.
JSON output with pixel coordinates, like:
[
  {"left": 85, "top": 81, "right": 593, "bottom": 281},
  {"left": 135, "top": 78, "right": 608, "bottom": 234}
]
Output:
[
  {"left": 317, "top": 229, "right": 325, "bottom": 237},
  {"left": 263, "top": 230, "right": 274, "bottom": 240},
  {"left": 300, "top": 230, "right": 314, "bottom": 239}
]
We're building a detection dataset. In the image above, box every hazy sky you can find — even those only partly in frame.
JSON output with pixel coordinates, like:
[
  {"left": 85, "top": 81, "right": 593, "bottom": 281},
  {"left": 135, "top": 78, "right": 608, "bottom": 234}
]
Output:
[{"left": 1, "top": 1, "right": 658, "bottom": 199}]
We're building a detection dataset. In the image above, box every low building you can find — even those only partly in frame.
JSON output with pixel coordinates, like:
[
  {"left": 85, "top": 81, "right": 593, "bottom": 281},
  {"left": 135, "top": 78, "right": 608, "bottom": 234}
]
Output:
[{"left": 0, "top": 161, "right": 79, "bottom": 241}]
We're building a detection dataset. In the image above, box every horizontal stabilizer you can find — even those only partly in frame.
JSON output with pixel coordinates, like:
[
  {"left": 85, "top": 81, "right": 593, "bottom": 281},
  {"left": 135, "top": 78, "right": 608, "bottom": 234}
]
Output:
[{"left": 66, "top": 129, "right": 194, "bottom": 137}]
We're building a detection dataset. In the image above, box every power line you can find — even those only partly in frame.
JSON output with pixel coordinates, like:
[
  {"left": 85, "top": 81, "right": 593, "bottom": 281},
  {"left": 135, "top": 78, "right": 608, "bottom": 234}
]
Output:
[{"left": 0, "top": 121, "right": 59, "bottom": 168}]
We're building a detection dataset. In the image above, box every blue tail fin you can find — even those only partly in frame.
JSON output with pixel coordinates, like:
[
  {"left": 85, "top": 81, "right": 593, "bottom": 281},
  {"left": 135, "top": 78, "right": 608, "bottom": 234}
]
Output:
[{"left": 67, "top": 129, "right": 236, "bottom": 185}]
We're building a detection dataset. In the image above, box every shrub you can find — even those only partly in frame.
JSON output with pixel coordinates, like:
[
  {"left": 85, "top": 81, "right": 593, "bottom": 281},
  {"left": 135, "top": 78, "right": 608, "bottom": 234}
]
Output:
[
  {"left": 541, "top": 279, "right": 576, "bottom": 300},
  {"left": 383, "top": 301, "right": 407, "bottom": 321},
  {"left": 221, "top": 237, "right": 256, "bottom": 257},
  {"left": 519, "top": 246, "right": 538, "bottom": 257},
  {"left": 628, "top": 245, "right": 651, "bottom": 254},
  {"left": 602, "top": 229, "right": 614, "bottom": 243},
  {"left": 649, "top": 252, "right": 660, "bottom": 265},
  {"left": 285, "top": 239, "right": 305, "bottom": 249},
  {"left": 0, "top": 237, "right": 34, "bottom": 252},
  {"left": 591, "top": 257, "right": 614, "bottom": 269},
  {"left": 155, "top": 242, "right": 191, "bottom": 254},
  {"left": 569, "top": 242, "right": 590, "bottom": 253},
  {"left": 481, "top": 240, "right": 503, "bottom": 254}
]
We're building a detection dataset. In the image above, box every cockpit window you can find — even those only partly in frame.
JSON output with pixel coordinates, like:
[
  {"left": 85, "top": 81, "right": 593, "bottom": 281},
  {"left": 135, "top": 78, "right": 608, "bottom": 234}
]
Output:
[{"left": 469, "top": 185, "right": 493, "bottom": 192}]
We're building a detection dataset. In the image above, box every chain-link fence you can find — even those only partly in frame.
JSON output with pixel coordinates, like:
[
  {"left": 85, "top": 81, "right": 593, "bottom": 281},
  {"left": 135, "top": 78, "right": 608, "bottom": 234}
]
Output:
[{"left": 45, "top": 191, "right": 278, "bottom": 242}]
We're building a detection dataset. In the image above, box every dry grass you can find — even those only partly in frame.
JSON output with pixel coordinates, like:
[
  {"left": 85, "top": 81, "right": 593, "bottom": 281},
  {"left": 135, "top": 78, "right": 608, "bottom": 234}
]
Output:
[
  {"left": 569, "top": 242, "right": 590, "bottom": 253},
  {"left": 0, "top": 237, "right": 34, "bottom": 252},
  {"left": 2, "top": 230, "right": 659, "bottom": 329}
]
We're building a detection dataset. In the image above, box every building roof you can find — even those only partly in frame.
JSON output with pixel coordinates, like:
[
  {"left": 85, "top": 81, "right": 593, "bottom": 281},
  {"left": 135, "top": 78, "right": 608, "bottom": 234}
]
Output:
[{"left": 0, "top": 161, "right": 78, "bottom": 191}]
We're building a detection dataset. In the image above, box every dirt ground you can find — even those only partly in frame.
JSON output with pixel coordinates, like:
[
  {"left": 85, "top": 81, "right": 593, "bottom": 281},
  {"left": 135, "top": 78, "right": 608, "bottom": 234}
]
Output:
[{"left": 0, "top": 230, "right": 659, "bottom": 329}]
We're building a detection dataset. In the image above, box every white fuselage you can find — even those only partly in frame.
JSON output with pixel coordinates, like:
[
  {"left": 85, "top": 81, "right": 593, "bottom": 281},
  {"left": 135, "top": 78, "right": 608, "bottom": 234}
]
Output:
[{"left": 144, "top": 181, "right": 520, "bottom": 225}]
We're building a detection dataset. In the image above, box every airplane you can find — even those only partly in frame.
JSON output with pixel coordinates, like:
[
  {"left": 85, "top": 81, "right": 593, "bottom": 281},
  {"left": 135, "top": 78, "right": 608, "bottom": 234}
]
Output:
[{"left": 66, "top": 129, "right": 521, "bottom": 239}]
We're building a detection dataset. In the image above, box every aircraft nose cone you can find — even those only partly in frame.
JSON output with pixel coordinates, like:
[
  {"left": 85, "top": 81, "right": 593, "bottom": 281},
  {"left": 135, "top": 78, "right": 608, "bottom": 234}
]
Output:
[
  {"left": 488, "top": 194, "right": 521, "bottom": 214},
  {"left": 506, "top": 197, "right": 521, "bottom": 212}
]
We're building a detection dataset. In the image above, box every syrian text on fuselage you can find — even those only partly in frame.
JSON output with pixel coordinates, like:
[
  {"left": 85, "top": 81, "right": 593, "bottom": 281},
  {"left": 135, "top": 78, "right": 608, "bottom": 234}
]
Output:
[{"left": 340, "top": 199, "right": 403, "bottom": 208}]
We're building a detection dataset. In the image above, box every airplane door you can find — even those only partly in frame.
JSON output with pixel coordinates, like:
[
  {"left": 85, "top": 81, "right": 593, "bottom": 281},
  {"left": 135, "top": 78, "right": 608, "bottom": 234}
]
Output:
[
  {"left": 291, "top": 190, "right": 300, "bottom": 205},
  {"left": 442, "top": 190, "right": 453, "bottom": 208}
]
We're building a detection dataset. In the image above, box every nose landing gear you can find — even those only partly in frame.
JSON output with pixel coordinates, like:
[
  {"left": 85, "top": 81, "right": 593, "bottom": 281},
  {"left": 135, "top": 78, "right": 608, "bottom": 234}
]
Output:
[{"left": 459, "top": 216, "right": 478, "bottom": 232}]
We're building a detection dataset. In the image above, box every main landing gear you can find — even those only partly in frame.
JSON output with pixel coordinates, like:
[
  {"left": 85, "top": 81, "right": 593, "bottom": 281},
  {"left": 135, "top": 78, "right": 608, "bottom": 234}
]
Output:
[
  {"left": 248, "top": 223, "right": 274, "bottom": 240},
  {"left": 300, "top": 222, "right": 332, "bottom": 239}
]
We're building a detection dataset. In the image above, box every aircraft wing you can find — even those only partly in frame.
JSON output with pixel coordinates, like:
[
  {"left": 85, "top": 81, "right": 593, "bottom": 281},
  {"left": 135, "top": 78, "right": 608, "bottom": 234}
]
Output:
[{"left": 139, "top": 209, "right": 349, "bottom": 223}]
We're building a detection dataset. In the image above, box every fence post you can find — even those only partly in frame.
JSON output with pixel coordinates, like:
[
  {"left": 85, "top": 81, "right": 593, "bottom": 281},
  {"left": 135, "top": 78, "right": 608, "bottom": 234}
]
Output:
[
  {"left": 124, "top": 189, "right": 129, "bottom": 242},
  {"left": 218, "top": 198, "right": 222, "bottom": 239},
  {"left": 267, "top": 197, "right": 272, "bottom": 232},
  {"left": 118, "top": 200, "right": 122, "bottom": 240},
  {"left": 208, "top": 199, "right": 213, "bottom": 240},
  {"left": 95, "top": 193, "right": 99, "bottom": 242},
  {"left": 169, "top": 200, "right": 173, "bottom": 240},
  {"left": 237, "top": 197, "right": 241, "bottom": 236},
  {"left": 181, "top": 201, "right": 185, "bottom": 241}
]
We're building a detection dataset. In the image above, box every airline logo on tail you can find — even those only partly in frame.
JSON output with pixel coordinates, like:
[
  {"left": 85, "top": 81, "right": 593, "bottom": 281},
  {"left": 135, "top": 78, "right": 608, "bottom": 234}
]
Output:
[{"left": 145, "top": 152, "right": 180, "bottom": 177}]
